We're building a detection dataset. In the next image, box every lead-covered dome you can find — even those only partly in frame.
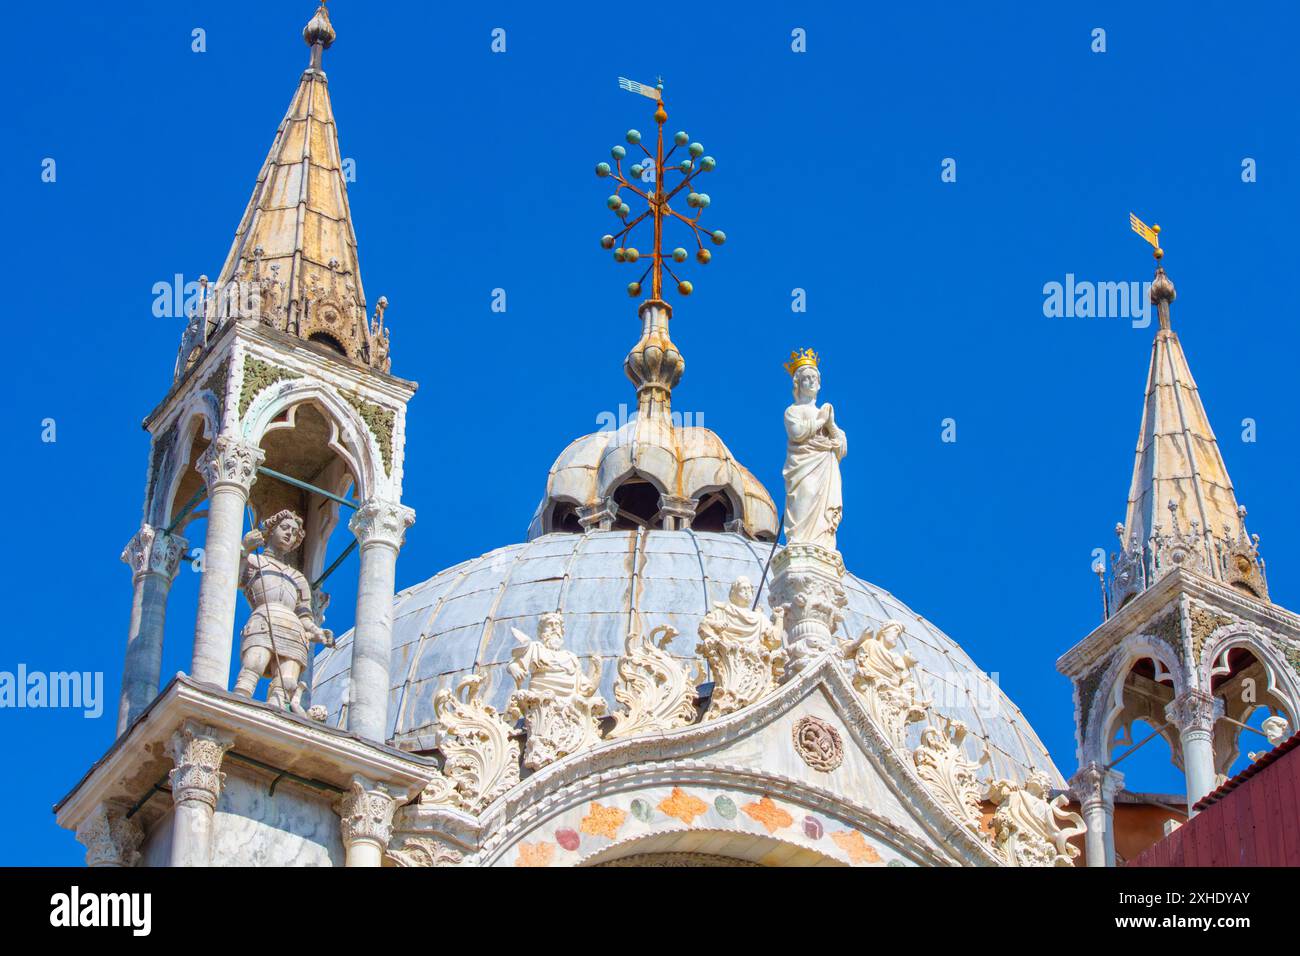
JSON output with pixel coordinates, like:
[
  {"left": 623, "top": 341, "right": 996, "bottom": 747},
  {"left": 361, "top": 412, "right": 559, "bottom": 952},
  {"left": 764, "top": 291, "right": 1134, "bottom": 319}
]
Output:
[{"left": 312, "top": 528, "right": 1063, "bottom": 786}]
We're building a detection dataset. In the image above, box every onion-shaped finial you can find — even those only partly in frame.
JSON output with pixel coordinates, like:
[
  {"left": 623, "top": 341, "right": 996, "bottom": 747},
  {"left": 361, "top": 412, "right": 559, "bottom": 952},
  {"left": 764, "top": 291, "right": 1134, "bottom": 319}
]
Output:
[{"left": 303, "top": 3, "right": 336, "bottom": 49}]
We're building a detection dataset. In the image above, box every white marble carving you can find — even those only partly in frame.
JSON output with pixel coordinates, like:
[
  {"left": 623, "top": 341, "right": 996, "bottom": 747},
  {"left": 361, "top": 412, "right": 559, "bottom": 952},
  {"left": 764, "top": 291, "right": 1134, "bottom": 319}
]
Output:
[
  {"left": 782, "top": 353, "right": 847, "bottom": 551},
  {"left": 770, "top": 544, "right": 847, "bottom": 674},
  {"left": 425, "top": 672, "right": 521, "bottom": 812},
  {"left": 608, "top": 624, "right": 702, "bottom": 739},
  {"left": 75, "top": 803, "right": 143, "bottom": 868},
  {"left": 839, "top": 619, "right": 928, "bottom": 749},
  {"left": 697, "top": 577, "right": 788, "bottom": 719},
  {"left": 387, "top": 836, "right": 464, "bottom": 867},
  {"left": 506, "top": 613, "right": 606, "bottom": 770},
  {"left": 1248, "top": 714, "right": 1291, "bottom": 761},
  {"left": 912, "top": 716, "right": 987, "bottom": 835},
  {"left": 232, "top": 510, "right": 335, "bottom": 712},
  {"left": 988, "top": 770, "right": 1086, "bottom": 867}
]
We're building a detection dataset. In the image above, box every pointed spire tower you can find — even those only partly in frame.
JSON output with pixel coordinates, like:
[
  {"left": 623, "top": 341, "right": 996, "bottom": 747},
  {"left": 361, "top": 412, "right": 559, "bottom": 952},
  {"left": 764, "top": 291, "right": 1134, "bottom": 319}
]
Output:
[
  {"left": 116, "top": 4, "right": 417, "bottom": 750},
  {"left": 1059, "top": 221, "right": 1300, "bottom": 863}
]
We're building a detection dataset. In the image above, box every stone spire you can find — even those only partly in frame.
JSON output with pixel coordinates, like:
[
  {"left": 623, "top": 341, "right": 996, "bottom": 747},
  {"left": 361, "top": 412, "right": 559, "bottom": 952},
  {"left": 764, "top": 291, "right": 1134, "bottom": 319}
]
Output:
[
  {"left": 1108, "top": 263, "right": 1268, "bottom": 610},
  {"left": 199, "top": 3, "right": 391, "bottom": 373}
]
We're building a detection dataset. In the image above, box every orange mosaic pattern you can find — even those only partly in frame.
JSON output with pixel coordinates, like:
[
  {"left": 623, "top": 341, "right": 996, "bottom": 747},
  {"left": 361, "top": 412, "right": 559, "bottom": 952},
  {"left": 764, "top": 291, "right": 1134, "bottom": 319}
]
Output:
[
  {"left": 580, "top": 801, "right": 628, "bottom": 839},
  {"left": 742, "top": 796, "right": 794, "bottom": 833},
  {"left": 658, "top": 787, "right": 709, "bottom": 825},
  {"left": 515, "top": 841, "right": 556, "bottom": 867},
  {"left": 832, "top": 829, "right": 881, "bottom": 865}
]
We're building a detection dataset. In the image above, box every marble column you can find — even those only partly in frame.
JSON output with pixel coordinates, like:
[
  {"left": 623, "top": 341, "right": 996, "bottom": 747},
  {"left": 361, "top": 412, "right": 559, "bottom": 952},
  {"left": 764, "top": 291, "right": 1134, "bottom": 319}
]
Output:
[
  {"left": 768, "top": 543, "right": 847, "bottom": 675},
  {"left": 346, "top": 499, "right": 415, "bottom": 743},
  {"left": 118, "top": 525, "right": 188, "bottom": 735},
  {"left": 337, "top": 775, "right": 398, "bottom": 867},
  {"left": 1070, "top": 762, "right": 1124, "bottom": 867},
  {"left": 191, "top": 436, "right": 264, "bottom": 689},
  {"left": 168, "top": 719, "right": 235, "bottom": 867},
  {"left": 1165, "top": 690, "right": 1224, "bottom": 814},
  {"left": 75, "top": 802, "right": 143, "bottom": 868}
]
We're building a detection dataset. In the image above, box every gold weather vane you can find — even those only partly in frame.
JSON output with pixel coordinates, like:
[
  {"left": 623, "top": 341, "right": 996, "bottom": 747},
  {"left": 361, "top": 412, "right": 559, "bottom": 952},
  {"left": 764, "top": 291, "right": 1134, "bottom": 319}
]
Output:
[
  {"left": 596, "top": 77, "right": 726, "bottom": 300},
  {"left": 1129, "top": 212, "right": 1163, "bottom": 260}
]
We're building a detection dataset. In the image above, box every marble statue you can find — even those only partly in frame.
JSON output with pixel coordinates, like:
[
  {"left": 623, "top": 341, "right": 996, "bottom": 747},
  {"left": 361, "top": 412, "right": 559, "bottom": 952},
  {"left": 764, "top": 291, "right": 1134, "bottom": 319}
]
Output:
[
  {"left": 840, "top": 620, "right": 929, "bottom": 749},
  {"left": 233, "top": 510, "right": 334, "bottom": 712},
  {"left": 697, "top": 577, "right": 788, "bottom": 719},
  {"left": 1248, "top": 714, "right": 1291, "bottom": 761},
  {"left": 782, "top": 350, "right": 847, "bottom": 550},
  {"left": 912, "top": 716, "right": 987, "bottom": 834},
  {"left": 988, "top": 770, "right": 1087, "bottom": 867},
  {"left": 506, "top": 612, "right": 606, "bottom": 770}
]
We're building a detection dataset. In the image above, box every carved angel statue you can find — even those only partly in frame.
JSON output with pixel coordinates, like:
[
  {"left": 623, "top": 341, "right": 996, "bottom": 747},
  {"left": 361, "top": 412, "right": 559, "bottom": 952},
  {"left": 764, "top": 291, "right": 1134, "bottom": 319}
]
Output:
[
  {"left": 608, "top": 624, "right": 703, "bottom": 739},
  {"left": 697, "top": 577, "right": 788, "bottom": 720},
  {"left": 782, "top": 352, "right": 847, "bottom": 551},
  {"left": 505, "top": 613, "right": 606, "bottom": 770},
  {"left": 232, "top": 510, "right": 334, "bottom": 714},
  {"left": 988, "top": 770, "right": 1087, "bottom": 867},
  {"left": 839, "top": 620, "right": 929, "bottom": 749}
]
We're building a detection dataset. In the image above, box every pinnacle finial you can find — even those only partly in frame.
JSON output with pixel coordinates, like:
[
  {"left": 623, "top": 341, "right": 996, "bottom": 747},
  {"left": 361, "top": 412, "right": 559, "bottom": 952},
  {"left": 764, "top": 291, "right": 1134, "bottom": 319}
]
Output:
[
  {"left": 304, "top": 2, "right": 335, "bottom": 64},
  {"left": 1150, "top": 264, "right": 1176, "bottom": 331}
]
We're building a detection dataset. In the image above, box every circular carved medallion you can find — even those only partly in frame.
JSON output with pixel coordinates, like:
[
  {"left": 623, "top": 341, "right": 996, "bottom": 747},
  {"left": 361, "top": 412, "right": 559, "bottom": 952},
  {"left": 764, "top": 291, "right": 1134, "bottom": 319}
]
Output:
[{"left": 792, "top": 716, "right": 843, "bottom": 772}]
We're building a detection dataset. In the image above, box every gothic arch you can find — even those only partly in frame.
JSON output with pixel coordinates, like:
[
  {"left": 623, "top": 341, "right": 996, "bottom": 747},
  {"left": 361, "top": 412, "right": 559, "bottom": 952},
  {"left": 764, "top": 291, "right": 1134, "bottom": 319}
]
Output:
[
  {"left": 241, "top": 380, "right": 380, "bottom": 503},
  {"left": 1082, "top": 634, "right": 1185, "bottom": 767},
  {"left": 150, "top": 405, "right": 218, "bottom": 530},
  {"left": 1199, "top": 626, "right": 1300, "bottom": 772},
  {"left": 579, "top": 828, "right": 845, "bottom": 867}
]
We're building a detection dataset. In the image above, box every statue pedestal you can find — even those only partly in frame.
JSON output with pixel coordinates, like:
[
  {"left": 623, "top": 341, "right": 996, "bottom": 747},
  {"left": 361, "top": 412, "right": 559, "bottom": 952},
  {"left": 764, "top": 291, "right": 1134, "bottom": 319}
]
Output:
[{"left": 769, "top": 543, "right": 847, "bottom": 675}]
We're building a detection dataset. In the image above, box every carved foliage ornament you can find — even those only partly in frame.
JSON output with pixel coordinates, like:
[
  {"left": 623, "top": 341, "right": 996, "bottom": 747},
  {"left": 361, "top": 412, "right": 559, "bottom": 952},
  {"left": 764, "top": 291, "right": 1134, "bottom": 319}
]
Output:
[
  {"left": 387, "top": 837, "right": 464, "bottom": 867},
  {"left": 424, "top": 673, "right": 521, "bottom": 813},
  {"left": 168, "top": 721, "right": 236, "bottom": 809},
  {"left": 349, "top": 499, "right": 415, "bottom": 550},
  {"left": 608, "top": 625, "right": 701, "bottom": 739},
  {"left": 338, "top": 778, "right": 398, "bottom": 848},
  {"left": 121, "top": 524, "right": 188, "bottom": 581},
  {"left": 912, "top": 717, "right": 987, "bottom": 834},
  {"left": 196, "top": 435, "right": 265, "bottom": 493},
  {"left": 792, "top": 716, "right": 844, "bottom": 772},
  {"left": 75, "top": 804, "right": 143, "bottom": 868}
]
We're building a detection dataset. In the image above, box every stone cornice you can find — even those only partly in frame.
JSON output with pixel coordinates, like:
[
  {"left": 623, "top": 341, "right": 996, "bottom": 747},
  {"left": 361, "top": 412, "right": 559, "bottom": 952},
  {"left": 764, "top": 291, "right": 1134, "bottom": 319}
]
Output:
[
  {"left": 53, "top": 675, "right": 434, "bottom": 834},
  {"left": 144, "top": 322, "right": 417, "bottom": 435},
  {"left": 1057, "top": 567, "right": 1300, "bottom": 678}
]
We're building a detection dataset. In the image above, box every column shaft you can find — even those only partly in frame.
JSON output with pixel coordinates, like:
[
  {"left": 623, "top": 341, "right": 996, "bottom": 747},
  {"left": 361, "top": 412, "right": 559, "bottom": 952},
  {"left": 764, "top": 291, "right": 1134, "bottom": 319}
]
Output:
[
  {"left": 119, "top": 526, "right": 186, "bottom": 734},
  {"left": 167, "top": 720, "right": 235, "bottom": 868}
]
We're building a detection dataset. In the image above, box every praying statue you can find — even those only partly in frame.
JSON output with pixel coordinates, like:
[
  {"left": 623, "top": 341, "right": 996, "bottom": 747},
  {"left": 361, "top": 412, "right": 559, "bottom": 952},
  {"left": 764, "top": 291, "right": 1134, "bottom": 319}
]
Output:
[
  {"left": 782, "top": 349, "right": 846, "bottom": 551},
  {"left": 233, "top": 510, "right": 334, "bottom": 713}
]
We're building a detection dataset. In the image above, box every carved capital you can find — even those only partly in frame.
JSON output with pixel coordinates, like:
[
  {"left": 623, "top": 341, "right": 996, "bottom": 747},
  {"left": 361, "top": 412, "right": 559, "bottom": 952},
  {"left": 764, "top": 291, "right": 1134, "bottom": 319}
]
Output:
[
  {"left": 168, "top": 720, "right": 236, "bottom": 809},
  {"left": 1069, "top": 762, "right": 1124, "bottom": 812},
  {"left": 75, "top": 802, "right": 143, "bottom": 868},
  {"left": 195, "top": 435, "right": 264, "bottom": 494},
  {"left": 1165, "top": 690, "right": 1223, "bottom": 739},
  {"left": 121, "top": 524, "right": 188, "bottom": 581},
  {"left": 349, "top": 498, "right": 415, "bottom": 551},
  {"left": 337, "top": 775, "right": 398, "bottom": 850}
]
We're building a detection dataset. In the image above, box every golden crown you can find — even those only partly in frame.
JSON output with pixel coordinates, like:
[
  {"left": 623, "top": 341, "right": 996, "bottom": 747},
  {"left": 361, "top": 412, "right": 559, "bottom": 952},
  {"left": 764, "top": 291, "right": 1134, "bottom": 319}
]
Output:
[{"left": 783, "top": 347, "right": 819, "bottom": 376}]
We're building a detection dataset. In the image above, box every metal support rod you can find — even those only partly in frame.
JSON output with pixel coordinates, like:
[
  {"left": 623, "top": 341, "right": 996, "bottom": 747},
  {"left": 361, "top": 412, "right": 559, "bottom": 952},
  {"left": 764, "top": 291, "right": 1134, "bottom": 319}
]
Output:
[
  {"left": 752, "top": 509, "right": 784, "bottom": 610},
  {"left": 224, "top": 750, "right": 345, "bottom": 797},
  {"left": 165, "top": 486, "right": 208, "bottom": 534},
  {"left": 1107, "top": 720, "right": 1172, "bottom": 769},
  {"left": 1219, "top": 714, "right": 1275, "bottom": 739},
  {"left": 312, "top": 539, "right": 358, "bottom": 588},
  {"left": 257, "top": 466, "right": 358, "bottom": 510},
  {"left": 124, "top": 775, "right": 172, "bottom": 819}
]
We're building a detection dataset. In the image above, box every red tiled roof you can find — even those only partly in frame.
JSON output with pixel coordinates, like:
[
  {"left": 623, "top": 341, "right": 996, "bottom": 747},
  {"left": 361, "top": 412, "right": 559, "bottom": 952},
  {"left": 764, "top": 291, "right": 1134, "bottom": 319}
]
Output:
[{"left": 1193, "top": 727, "right": 1300, "bottom": 812}]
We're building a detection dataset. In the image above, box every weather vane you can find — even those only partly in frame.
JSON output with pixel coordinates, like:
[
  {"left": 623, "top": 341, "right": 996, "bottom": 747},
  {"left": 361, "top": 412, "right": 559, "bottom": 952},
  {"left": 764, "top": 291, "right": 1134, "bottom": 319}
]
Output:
[
  {"left": 1129, "top": 212, "right": 1162, "bottom": 260},
  {"left": 596, "top": 77, "right": 726, "bottom": 299}
]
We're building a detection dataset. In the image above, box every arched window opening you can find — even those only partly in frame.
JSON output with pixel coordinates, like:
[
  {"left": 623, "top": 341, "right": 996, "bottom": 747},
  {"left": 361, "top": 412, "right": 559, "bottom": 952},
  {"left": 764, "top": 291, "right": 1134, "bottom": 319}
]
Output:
[
  {"left": 308, "top": 331, "right": 347, "bottom": 356},
  {"left": 693, "top": 491, "right": 735, "bottom": 533},
  {"left": 612, "top": 479, "right": 660, "bottom": 530},
  {"left": 550, "top": 504, "right": 582, "bottom": 534}
]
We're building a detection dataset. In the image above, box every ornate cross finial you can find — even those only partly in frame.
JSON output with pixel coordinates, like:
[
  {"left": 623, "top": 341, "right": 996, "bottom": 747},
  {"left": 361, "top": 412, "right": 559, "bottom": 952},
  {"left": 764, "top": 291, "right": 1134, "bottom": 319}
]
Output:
[{"left": 597, "top": 77, "right": 726, "bottom": 301}]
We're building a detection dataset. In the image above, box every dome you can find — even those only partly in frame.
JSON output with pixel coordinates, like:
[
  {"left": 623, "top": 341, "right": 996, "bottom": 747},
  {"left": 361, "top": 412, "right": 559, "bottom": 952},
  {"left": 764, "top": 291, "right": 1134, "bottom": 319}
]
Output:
[
  {"left": 311, "top": 528, "right": 1063, "bottom": 786},
  {"left": 527, "top": 416, "right": 778, "bottom": 540}
]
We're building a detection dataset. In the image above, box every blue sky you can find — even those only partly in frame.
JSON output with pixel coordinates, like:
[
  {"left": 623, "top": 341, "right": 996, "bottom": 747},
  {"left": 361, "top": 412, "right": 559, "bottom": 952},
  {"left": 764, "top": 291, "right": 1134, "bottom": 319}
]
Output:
[{"left": 4, "top": 1, "right": 1298, "bottom": 863}]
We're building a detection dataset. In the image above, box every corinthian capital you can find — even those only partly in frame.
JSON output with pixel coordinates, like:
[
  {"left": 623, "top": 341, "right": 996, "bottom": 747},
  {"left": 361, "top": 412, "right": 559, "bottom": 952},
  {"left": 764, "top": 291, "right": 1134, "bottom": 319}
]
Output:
[
  {"left": 349, "top": 498, "right": 415, "bottom": 551},
  {"left": 1164, "top": 690, "right": 1224, "bottom": 738},
  {"left": 168, "top": 720, "right": 236, "bottom": 809},
  {"left": 196, "top": 435, "right": 265, "bottom": 494},
  {"left": 337, "top": 775, "right": 398, "bottom": 850},
  {"left": 121, "top": 524, "right": 188, "bottom": 581},
  {"left": 75, "top": 802, "right": 143, "bottom": 867},
  {"left": 1069, "top": 762, "right": 1124, "bottom": 810}
]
